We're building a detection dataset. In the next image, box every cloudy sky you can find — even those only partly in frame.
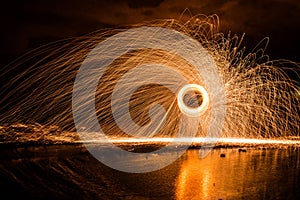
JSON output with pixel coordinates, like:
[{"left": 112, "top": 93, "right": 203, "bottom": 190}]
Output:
[{"left": 1, "top": 0, "right": 300, "bottom": 66}]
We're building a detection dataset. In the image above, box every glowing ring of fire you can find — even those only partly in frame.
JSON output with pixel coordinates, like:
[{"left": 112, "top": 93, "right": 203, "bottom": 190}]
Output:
[{"left": 177, "top": 84, "right": 209, "bottom": 117}]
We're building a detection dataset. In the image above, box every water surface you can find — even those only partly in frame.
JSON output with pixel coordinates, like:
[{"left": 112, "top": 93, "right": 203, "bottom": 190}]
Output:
[{"left": 1, "top": 144, "right": 299, "bottom": 199}]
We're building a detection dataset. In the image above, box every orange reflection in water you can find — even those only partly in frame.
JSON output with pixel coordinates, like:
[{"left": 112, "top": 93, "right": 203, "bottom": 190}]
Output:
[
  {"left": 176, "top": 150, "right": 218, "bottom": 199},
  {"left": 175, "top": 148, "right": 300, "bottom": 200}
]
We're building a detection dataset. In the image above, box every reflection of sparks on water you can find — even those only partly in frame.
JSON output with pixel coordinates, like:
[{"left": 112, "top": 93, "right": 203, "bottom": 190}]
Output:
[
  {"left": 176, "top": 151, "right": 212, "bottom": 199},
  {"left": 175, "top": 148, "right": 300, "bottom": 199},
  {"left": 77, "top": 137, "right": 300, "bottom": 146}
]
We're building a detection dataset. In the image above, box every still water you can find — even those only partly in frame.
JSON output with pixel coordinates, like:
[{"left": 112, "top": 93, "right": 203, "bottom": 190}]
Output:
[{"left": 1, "top": 144, "right": 299, "bottom": 199}]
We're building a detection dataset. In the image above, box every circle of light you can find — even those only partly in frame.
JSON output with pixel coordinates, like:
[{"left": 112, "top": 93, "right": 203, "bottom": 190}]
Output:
[
  {"left": 72, "top": 26, "right": 226, "bottom": 173},
  {"left": 177, "top": 84, "right": 209, "bottom": 117}
]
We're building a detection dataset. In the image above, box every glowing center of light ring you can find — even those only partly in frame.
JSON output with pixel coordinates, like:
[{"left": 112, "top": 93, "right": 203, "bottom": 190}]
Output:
[{"left": 177, "top": 84, "right": 209, "bottom": 117}]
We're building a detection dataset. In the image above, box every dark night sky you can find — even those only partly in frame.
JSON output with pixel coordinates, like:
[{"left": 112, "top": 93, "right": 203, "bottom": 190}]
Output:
[{"left": 0, "top": 0, "right": 300, "bottom": 68}]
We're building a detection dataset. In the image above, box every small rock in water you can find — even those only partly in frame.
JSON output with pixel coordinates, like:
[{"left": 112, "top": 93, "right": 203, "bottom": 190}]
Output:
[{"left": 220, "top": 153, "right": 226, "bottom": 158}]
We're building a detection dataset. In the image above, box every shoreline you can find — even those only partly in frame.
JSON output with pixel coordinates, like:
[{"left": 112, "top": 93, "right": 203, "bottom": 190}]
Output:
[{"left": 1, "top": 138, "right": 300, "bottom": 151}]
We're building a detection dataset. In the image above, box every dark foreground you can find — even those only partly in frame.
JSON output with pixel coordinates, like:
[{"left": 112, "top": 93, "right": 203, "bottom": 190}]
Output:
[{"left": 1, "top": 144, "right": 299, "bottom": 200}]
